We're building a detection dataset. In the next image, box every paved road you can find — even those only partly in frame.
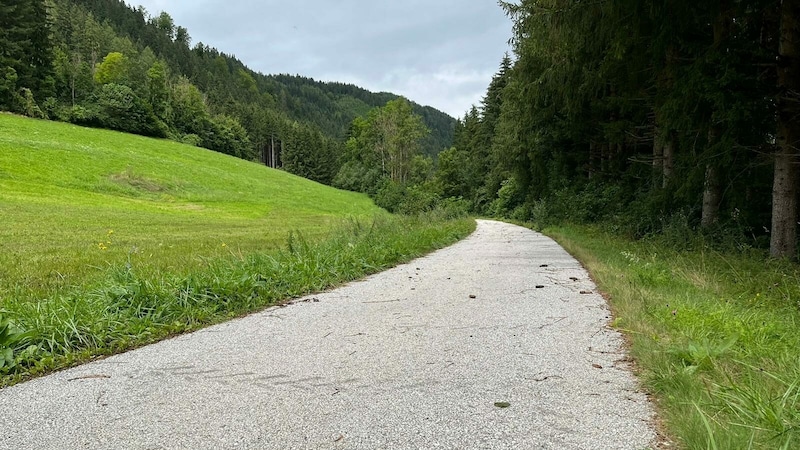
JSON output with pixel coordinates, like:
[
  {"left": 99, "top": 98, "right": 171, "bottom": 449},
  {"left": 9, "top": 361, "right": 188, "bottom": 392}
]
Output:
[{"left": 0, "top": 220, "right": 656, "bottom": 449}]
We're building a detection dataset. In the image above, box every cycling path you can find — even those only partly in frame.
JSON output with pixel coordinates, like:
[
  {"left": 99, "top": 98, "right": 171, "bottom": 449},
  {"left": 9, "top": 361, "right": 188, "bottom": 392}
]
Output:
[{"left": 0, "top": 220, "right": 656, "bottom": 449}]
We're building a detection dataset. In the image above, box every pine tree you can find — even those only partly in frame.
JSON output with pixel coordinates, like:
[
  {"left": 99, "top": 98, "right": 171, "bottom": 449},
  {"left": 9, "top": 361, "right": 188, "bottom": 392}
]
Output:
[
  {"left": 771, "top": 0, "right": 800, "bottom": 259},
  {"left": 0, "top": 0, "right": 54, "bottom": 109}
]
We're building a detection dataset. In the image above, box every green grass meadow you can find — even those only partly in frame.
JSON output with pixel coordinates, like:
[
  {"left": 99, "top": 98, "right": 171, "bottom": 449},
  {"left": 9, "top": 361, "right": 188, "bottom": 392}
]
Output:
[
  {"left": 0, "top": 114, "right": 475, "bottom": 384},
  {"left": 0, "top": 113, "right": 382, "bottom": 294},
  {"left": 545, "top": 225, "right": 799, "bottom": 450}
]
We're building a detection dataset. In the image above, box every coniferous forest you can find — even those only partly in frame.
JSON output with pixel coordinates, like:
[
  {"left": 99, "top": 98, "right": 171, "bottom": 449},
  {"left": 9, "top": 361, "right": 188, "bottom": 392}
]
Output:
[
  {"left": 443, "top": 0, "right": 800, "bottom": 260},
  {"left": 2, "top": 0, "right": 799, "bottom": 260}
]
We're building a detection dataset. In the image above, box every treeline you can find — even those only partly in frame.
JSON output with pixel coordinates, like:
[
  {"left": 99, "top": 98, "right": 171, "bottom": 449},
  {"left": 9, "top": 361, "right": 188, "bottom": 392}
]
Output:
[
  {"left": 270, "top": 74, "right": 456, "bottom": 156},
  {"left": 438, "top": 0, "right": 800, "bottom": 259},
  {"left": 0, "top": 0, "right": 455, "bottom": 186}
]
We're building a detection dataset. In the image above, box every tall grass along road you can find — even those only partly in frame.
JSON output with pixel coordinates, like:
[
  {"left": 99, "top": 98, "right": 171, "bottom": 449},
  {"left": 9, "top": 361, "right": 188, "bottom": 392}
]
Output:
[
  {"left": 0, "top": 220, "right": 654, "bottom": 449},
  {"left": 547, "top": 225, "right": 800, "bottom": 449},
  {"left": 0, "top": 113, "right": 471, "bottom": 383}
]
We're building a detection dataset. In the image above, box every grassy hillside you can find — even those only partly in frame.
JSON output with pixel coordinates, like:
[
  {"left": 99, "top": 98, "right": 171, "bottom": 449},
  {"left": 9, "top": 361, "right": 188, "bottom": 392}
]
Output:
[
  {"left": 0, "top": 113, "right": 383, "bottom": 295},
  {"left": 0, "top": 113, "right": 475, "bottom": 384}
]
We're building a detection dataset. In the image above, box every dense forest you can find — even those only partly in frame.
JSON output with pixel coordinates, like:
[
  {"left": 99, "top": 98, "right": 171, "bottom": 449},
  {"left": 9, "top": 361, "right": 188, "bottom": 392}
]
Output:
[
  {"left": 0, "top": 0, "right": 456, "bottom": 186},
  {"left": 4, "top": 0, "right": 798, "bottom": 259},
  {"left": 438, "top": 0, "right": 800, "bottom": 260}
]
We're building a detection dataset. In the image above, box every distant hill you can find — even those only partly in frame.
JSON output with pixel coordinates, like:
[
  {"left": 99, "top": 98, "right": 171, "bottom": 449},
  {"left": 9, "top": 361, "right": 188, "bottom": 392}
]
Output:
[
  {"left": 64, "top": 0, "right": 456, "bottom": 157},
  {"left": 268, "top": 74, "right": 456, "bottom": 156}
]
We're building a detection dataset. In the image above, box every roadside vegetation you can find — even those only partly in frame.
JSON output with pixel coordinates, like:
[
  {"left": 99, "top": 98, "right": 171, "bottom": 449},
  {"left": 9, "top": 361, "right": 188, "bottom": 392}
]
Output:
[
  {"left": 541, "top": 223, "right": 799, "bottom": 450},
  {"left": 0, "top": 114, "right": 474, "bottom": 385},
  {"left": 1, "top": 213, "right": 473, "bottom": 387}
]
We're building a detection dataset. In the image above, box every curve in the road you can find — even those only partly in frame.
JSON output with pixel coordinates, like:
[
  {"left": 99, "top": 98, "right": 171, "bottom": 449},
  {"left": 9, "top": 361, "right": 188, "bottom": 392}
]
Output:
[{"left": 0, "top": 220, "right": 655, "bottom": 449}]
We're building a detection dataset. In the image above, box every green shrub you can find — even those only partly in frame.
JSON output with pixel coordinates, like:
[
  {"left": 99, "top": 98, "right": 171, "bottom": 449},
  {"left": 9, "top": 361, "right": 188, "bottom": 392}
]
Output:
[
  {"left": 489, "top": 177, "right": 526, "bottom": 218},
  {"left": 201, "top": 115, "right": 252, "bottom": 158},
  {"left": 95, "top": 83, "right": 167, "bottom": 138},
  {"left": 374, "top": 179, "right": 406, "bottom": 212},
  {"left": 0, "top": 67, "right": 21, "bottom": 112},
  {"left": 397, "top": 184, "right": 438, "bottom": 215},
  {"left": 333, "top": 161, "right": 383, "bottom": 195},
  {"left": 65, "top": 104, "right": 100, "bottom": 126},
  {"left": 179, "top": 133, "right": 202, "bottom": 146},
  {"left": 41, "top": 97, "right": 58, "bottom": 119},
  {"left": 19, "top": 88, "right": 45, "bottom": 119},
  {"left": 436, "top": 197, "right": 471, "bottom": 219},
  {"left": 0, "top": 315, "right": 28, "bottom": 373}
]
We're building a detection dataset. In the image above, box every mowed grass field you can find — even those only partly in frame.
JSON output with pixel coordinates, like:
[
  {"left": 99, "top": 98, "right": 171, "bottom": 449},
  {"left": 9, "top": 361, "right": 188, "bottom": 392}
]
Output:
[
  {"left": 0, "top": 114, "right": 474, "bottom": 384},
  {"left": 0, "top": 113, "right": 383, "bottom": 296}
]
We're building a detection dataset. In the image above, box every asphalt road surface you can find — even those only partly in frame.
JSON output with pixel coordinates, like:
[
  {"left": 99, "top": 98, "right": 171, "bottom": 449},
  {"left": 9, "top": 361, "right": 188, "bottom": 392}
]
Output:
[{"left": 0, "top": 220, "right": 656, "bottom": 449}]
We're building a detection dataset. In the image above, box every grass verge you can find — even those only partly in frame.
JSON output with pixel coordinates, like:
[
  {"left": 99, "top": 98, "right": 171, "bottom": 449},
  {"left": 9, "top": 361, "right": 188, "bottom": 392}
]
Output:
[
  {"left": 0, "top": 214, "right": 475, "bottom": 387},
  {"left": 543, "top": 224, "right": 799, "bottom": 449}
]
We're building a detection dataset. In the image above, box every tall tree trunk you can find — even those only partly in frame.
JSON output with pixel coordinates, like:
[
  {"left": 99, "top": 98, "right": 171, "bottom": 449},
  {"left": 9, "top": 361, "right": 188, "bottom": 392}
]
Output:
[
  {"left": 702, "top": 164, "right": 721, "bottom": 228},
  {"left": 70, "top": 53, "right": 81, "bottom": 106},
  {"left": 278, "top": 140, "right": 284, "bottom": 169},
  {"left": 771, "top": 0, "right": 800, "bottom": 259},
  {"left": 655, "top": 45, "right": 679, "bottom": 189},
  {"left": 663, "top": 130, "right": 675, "bottom": 188},
  {"left": 614, "top": 142, "right": 624, "bottom": 177},
  {"left": 701, "top": 1, "right": 731, "bottom": 228},
  {"left": 588, "top": 140, "right": 599, "bottom": 179},
  {"left": 772, "top": 146, "right": 798, "bottom": 258},
  {"left": 653, "top": 115, "right": 664, "bottom": 188},
  {"left": 270, "top": 134, "right": 276, "bottom": 168}
]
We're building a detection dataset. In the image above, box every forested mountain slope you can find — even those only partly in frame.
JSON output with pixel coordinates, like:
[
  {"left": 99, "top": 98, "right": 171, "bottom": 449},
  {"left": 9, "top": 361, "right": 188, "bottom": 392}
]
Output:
[
  {"left": 269, "top": 74, "right": 455, "bottom": 157},
  {"left": 0, "top": 0, "right": 455, "bottom": 185},
  {"left": 70, "top": 0, "right": 455, "bottom": 152}
]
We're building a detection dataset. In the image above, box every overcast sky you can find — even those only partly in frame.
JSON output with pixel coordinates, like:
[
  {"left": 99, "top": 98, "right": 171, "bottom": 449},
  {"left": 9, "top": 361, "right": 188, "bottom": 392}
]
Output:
[{"left": 127, "top": 1, "right": 512, "bottom": 118}]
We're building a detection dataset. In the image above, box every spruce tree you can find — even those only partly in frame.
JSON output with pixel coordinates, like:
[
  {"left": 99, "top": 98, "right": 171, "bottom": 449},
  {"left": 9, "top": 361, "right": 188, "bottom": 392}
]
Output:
[{"left": 771, "top": 0, "right": 800, "bottom": 259}]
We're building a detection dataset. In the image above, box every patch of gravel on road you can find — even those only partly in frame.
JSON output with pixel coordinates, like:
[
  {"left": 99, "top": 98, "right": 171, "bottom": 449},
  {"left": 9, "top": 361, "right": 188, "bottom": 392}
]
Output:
[{"left": 0, "top": 220, "right": 656, "bottom": 449}]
